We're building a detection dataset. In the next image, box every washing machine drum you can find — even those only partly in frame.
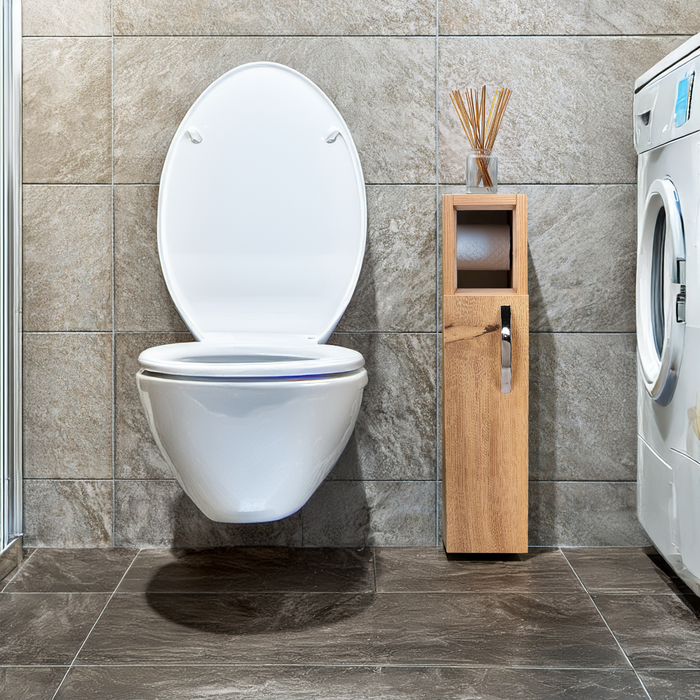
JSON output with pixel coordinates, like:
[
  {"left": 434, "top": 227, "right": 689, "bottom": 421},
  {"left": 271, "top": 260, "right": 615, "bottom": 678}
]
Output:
[{"left": 637, "top": 178, "right": 686, "bottom": 406}]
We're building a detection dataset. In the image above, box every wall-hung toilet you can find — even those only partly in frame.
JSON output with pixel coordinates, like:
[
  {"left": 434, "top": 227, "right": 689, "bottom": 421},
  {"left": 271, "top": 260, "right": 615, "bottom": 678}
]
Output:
[{"left": 136, "top": 62, "right": 368, "bottom": 524}]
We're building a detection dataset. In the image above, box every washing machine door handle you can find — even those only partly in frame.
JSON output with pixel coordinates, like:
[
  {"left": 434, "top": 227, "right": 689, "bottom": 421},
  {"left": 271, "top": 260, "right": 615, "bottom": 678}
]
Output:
[{"left": 637, "top": 178, "right": 686, "bottom": 406}]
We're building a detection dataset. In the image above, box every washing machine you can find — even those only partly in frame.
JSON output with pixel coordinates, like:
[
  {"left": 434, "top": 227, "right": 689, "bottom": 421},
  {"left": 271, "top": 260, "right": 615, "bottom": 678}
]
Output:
[{"left": 636, "top": 34, "right": 700, "bottom": 595}]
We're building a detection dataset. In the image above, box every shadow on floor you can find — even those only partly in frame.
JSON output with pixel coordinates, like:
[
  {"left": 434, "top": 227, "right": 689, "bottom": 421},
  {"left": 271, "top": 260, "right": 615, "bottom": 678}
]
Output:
[
  {"left": 144, "top": 546, "right": 376, "bottom": 635},
  {"left": 646, "top": 550, "right": 700, "bottom": 617}
]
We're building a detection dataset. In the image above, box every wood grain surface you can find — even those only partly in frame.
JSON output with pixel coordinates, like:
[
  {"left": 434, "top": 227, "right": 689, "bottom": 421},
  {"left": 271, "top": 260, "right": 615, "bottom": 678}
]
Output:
[{"left": 442, "top": 194, "right": 529, "bottom": 553}]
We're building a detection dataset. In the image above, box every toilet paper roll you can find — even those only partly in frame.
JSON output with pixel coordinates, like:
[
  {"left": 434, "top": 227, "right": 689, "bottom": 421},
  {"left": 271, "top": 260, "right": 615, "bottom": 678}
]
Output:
[{"left": 456, "top": 224, "right": 511, "bottom": 270}]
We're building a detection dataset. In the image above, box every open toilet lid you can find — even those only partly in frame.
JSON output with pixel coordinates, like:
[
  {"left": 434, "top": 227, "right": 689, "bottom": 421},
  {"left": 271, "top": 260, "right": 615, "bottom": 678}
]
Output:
[{"left": 158, "top": 62, "right": 367, "bottom": 343}]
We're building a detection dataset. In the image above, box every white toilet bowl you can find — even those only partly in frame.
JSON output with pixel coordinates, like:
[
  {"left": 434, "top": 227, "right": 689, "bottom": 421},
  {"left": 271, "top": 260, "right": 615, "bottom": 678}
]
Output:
[
  {"left": 137, "top": 62, "right": 368, "bottom": 523},
  {"left": 137, "top": 342, "right": 367, "bottom": 522}
]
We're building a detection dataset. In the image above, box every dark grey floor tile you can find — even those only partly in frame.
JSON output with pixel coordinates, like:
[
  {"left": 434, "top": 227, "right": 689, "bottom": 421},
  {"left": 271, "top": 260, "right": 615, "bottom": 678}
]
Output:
[
  {"left": 0, "top": 593, "right": 109, "bottom": 664},
  {"left": 77, "top": 591, "right": 627, "bottom": 667},
  {"left": 563, "top": 548, "right": 690, "bottom": 595},
  {"left": 593, "top": 594, "right": 700, "bottom": 669},
  {"left": 638, "top": 670, "right": 700, "bottom": 699},
  {"left": 0, "top": 667, "right": 67, "bottom": 699},
  {"left": 57, "top": 666, "right": 647, "bottom": 700},
  {"left": 0, "top": 549, "right": 37, "bottom": 590},
  {"left": 117, "top": 547, "right": 374, "bottom": 594},
  {"left": 375, "top": 548, "right": 582, "bottom": 593},
  {"left": 4, "top": 548, "right": 138, "bottom": 593}
]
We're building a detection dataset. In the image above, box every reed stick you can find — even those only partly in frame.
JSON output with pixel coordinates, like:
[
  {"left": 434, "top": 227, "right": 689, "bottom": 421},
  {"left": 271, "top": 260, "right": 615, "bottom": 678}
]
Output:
[{"left": 450, "top": 85, "right": 511, "bottom": 189}]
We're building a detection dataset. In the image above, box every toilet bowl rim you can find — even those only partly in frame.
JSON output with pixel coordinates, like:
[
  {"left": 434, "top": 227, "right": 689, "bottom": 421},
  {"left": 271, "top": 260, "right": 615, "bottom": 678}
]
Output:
[
  {"left": 137, "top": 367, "right": 368, "bottom": 387},
  {"left": 138, "top": 340, "right": 365, "bottom": 378}
]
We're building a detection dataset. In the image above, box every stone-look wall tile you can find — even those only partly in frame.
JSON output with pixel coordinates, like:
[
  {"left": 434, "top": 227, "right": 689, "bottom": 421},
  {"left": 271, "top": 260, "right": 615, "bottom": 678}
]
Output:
[
  {"left": 23, "top": 186, "right": 112, "bottom": 332},
  {"left": 19, "top": 2, "right": 662, "bottom": 549},
  {"left": 338, "top": 186, "right": 437, "bottom": 333},
  {"left": 438, "top": 37, "right": 687, "bottom": 185},
  {"left": 329, "top": 334, "right": 437, "bottom": 480},
  {"left": 518, "top": 185, "right": 636, "bottom": 332},
  {"left": 301, "top": 481, "right": 436, "bottom": 546},
  {"left": 23, "top": 38, "right": 111, "bottom": 184},
  {"left": 530, "top": 333, "right": 636, "bottom": 481},
  {"left": 435, "top": 332, "right": 442, "bottom": 476},
  {"left": 24, "top": 334, "right": 112, "bottom": 479},
  {"left": 115, "top": 187, "right": 188, "bottom": 332},
  {"left": 23, "top": 0, "right": 111, "bottom": 36},
  {"left": 114, "top": 480, "right": 303, "bottom": 547},
  {"left": 23, "top": 480, "right": 113, "bottom": 547},
  {"left": 529, "top": 481, "right": 649, "bottom": 547},
  {"left": 114, "top": 37, "right": 435, "bottom": 184},
  {"left": 441, "top": 185, "right": 636, "bottom": 333},
  {"left": 439, "top": 1, "right": 700, "bottom": 36},
  {"left": 115, "top": 333, "right": 193, "bottom": 480},
  {"left": 114, "top": 0, "right": 435, "bottom": 36}
]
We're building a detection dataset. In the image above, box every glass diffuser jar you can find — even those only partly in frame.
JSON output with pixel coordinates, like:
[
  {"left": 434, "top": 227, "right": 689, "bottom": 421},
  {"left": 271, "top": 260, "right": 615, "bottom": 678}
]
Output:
[{"left": 466, "top": 148, "right": 498, "bottom": 193}]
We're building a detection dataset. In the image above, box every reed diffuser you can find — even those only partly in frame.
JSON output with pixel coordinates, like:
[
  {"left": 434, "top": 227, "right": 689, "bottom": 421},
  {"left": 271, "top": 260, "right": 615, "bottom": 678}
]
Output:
[{"left": 450, "top": 86, "right": 511, "bottom": 192}]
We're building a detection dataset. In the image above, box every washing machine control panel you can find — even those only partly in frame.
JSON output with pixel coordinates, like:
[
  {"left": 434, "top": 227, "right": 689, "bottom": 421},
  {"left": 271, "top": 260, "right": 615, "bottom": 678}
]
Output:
[{"left": 635, "top": 51, "right": 700, "bottom": 153}]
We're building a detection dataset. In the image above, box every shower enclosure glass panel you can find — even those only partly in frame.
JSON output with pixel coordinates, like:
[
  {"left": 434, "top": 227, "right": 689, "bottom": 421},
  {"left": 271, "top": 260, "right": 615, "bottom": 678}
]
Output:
[{"left": 0, "top": 0, "right": 21, "bottom": 556}]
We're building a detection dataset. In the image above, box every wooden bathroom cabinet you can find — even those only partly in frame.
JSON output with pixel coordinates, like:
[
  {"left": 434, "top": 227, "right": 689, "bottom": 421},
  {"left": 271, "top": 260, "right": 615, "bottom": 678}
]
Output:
[{"left": 441, "top": 194, "right": 529, "bottom": 554}]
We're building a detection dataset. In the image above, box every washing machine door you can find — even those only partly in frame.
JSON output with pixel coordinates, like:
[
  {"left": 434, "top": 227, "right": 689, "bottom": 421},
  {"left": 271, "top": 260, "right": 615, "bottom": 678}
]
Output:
[{"left": 637, "top": 178, "right": 686, "bottom": 406}]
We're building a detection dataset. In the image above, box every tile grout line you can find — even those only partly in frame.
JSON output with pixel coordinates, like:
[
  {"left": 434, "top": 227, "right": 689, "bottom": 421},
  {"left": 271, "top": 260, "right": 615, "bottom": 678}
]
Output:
[
  {"left": 19, "top": 331, "right": 638, "bottom": 338},
  {"left": 29, "top": 32, "right": 689, "bottom": 38},
  {"left": 559, "top": 549, "right": 653, "bottom": 700},
  {"left": 81, "top": 589, "right": 623, "bottom": 596},
  {"left": 0, "top": 548, "right": 38, "bottom": 592},
  {"left": 31, "top": 661, "right": 685, "bottom": 670},
  {"left": 20, "top": 182, "right": 641, "bottom": 187},
  {"left": 111, "top": 0, "right": 117, "bottom": 548},
  {"left": 435, "top": 332, "right": 441, "bottom": 546},
  {"left": 17, "top": 478, "right": 641, "bottom": 485},
  {"left": 434, "top": 0, "right": 440, "bottom": 547},
  {"left": 371, "top": 546, "right": 378, "bottom": 591},
  {"left": 50, "top": 547, "right": 142, "bottom": 700},
  {"left": 19, "top": 330, "right": 638, "bottom": 336}
]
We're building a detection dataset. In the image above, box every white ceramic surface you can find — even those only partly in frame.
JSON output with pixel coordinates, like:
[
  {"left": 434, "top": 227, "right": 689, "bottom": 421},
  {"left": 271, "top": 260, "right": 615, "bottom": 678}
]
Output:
[
  {"left": 137, "top": 369, "right": 367, "bottom": 522},
  {"left": 136, "top": 62, "right": 368, "bottom": 524},
  {"left": 636, "top": 39, "right": 700, "bottom": 595},
  {"left": 138, "top": 341, "right": 365, "bottom": 378},
  {"left": 158, "top": 61, "right": 367, "bottom": 344}
]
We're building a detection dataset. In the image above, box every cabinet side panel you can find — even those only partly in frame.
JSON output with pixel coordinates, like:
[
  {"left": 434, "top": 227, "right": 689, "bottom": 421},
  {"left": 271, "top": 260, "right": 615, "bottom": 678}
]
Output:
[
  {"left": 513, "top": 194, "right": 528, "bottom": 295},
  {"left": 442, "top": 195, "right": 456, "bottom": 296}
]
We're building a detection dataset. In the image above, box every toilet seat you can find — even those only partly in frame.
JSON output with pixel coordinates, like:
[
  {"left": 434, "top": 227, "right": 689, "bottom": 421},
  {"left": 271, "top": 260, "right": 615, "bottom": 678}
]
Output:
[
  {"left": 157, "top": 61, "right": 366, "bottom": 344},
  {"left": 139, "top": 340, "right": 364, "bottom": 378}
]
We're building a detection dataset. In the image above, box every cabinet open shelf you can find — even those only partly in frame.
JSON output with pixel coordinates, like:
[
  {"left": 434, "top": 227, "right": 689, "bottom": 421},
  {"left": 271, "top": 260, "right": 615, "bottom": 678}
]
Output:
[{"left": 444, "top": 194, "right": 527, "bottom": 297}]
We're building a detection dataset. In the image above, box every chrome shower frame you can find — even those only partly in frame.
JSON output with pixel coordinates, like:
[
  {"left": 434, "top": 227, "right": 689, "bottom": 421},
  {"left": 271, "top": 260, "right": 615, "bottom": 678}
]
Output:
[{"left": 0, "top": 0, "right": 21, "bottom": 560}]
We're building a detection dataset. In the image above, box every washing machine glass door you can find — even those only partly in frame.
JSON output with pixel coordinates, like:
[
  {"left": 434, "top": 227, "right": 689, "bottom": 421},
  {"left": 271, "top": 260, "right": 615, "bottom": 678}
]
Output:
[{"left": 637, "top": 178, "right": 686, "bottom": 406}]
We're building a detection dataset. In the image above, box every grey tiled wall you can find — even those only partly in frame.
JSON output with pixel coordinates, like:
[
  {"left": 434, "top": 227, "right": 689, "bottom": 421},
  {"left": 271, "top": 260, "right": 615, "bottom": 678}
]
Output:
[{"left": 21, "top": 0, "right": 696, "bottom": 547}]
